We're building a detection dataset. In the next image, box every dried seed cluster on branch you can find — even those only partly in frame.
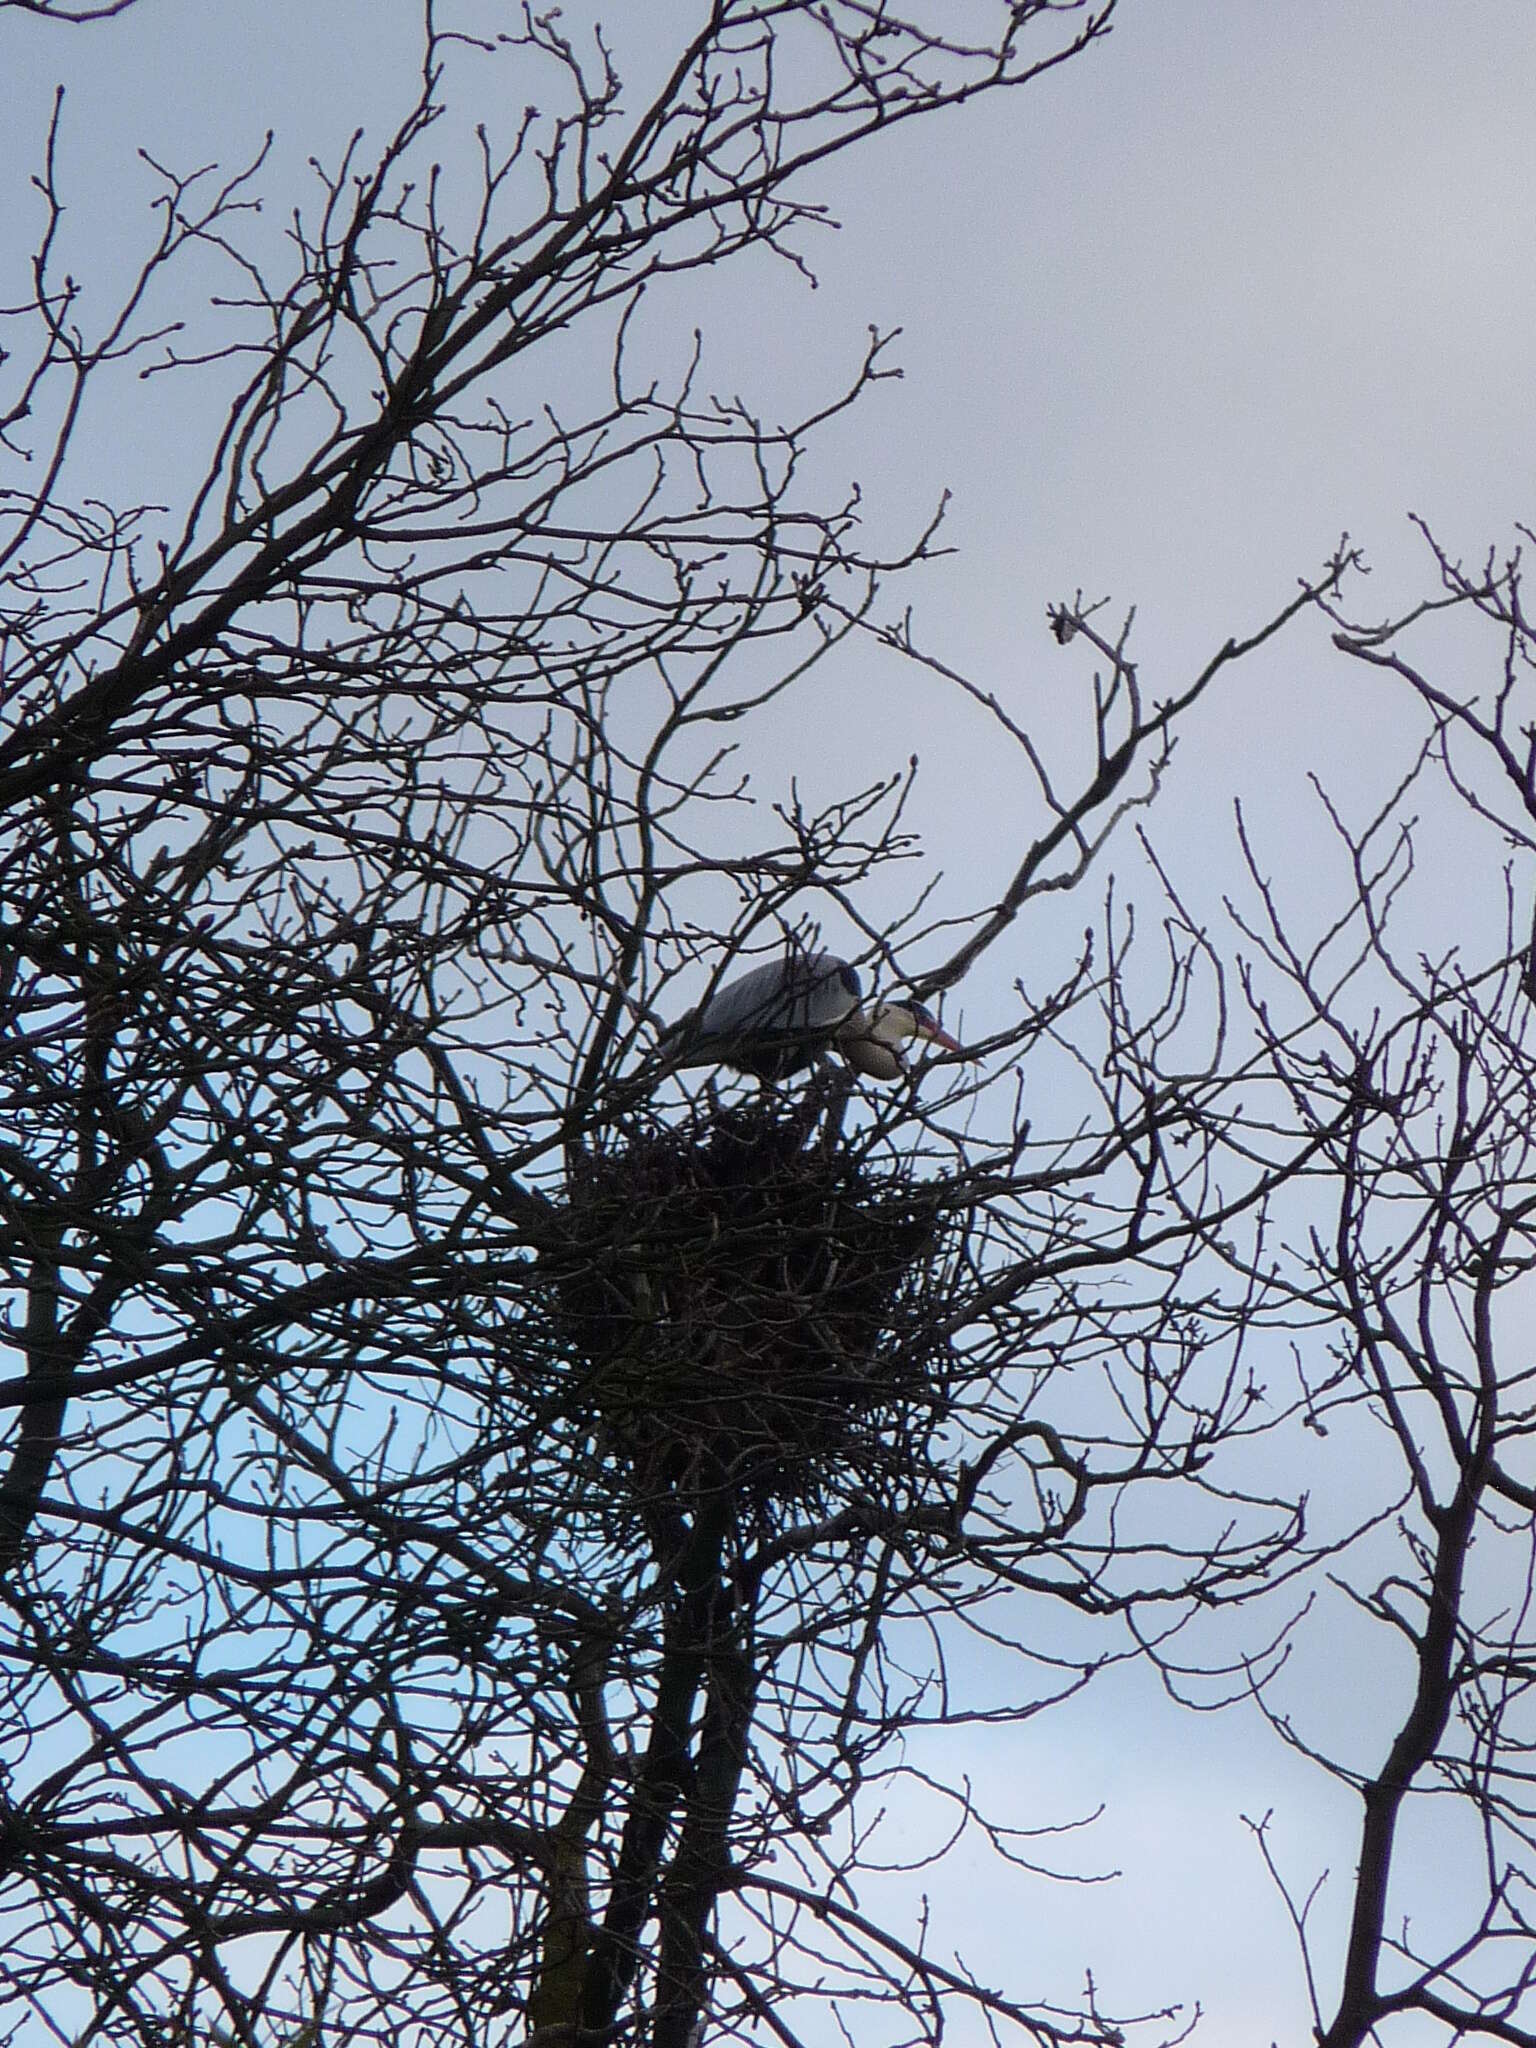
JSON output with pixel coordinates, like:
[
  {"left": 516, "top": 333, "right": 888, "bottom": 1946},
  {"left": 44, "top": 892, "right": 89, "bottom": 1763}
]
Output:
[{"left": 554, "top": 1084, "right": 958, "bottom": 1509}]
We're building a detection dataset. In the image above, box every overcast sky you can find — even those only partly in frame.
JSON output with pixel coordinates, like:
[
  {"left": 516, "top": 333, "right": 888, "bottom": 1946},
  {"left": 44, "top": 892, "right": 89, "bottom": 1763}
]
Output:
[{"left": 8, "top": 4, "right": 1536, "bottom": 2043}]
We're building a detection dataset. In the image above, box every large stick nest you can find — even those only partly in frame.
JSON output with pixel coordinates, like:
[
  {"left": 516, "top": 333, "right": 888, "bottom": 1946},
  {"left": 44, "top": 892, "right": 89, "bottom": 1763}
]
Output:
[{"left": 553, "top": 1086, "right": 958, "bottom": 1509}]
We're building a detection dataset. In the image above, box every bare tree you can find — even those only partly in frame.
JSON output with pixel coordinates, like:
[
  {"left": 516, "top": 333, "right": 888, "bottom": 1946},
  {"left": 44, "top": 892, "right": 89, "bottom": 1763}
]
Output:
[
  {"left": 1067, "top": 529, "right": 1536, "bottom": 2048},
  {"left": 13, "top": 7, "right": 1534, "bottom": 2048}
]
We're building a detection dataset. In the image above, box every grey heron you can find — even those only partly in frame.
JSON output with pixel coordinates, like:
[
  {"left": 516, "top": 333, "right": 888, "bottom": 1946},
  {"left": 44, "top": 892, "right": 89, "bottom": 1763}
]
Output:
[{"left": 658, "top": 950, "right": 962, "bottom": 1083}]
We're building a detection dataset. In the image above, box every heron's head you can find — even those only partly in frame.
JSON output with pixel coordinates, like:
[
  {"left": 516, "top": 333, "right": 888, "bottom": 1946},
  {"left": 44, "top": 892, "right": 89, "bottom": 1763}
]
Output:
[{"left": 836, "top": 1001, "right": 964, "bottom": 1082}]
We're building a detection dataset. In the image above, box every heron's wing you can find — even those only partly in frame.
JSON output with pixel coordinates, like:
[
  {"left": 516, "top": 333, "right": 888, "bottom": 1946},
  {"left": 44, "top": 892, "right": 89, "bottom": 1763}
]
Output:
[
  {"left": 698, "top": 958, "right": 802, "bottom": 1038},
  {"left": 658, "top": 951, "right": 861, "bottom": 1066}
]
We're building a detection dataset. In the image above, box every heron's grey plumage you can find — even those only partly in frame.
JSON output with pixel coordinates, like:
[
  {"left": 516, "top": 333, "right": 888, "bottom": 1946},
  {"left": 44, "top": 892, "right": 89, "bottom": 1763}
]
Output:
[
  {"left": 660, "top": 951, "right": 864, "bottom": 1080},
  {"left": 659, "top": 951, "right": 961, "bottom": 1083}
]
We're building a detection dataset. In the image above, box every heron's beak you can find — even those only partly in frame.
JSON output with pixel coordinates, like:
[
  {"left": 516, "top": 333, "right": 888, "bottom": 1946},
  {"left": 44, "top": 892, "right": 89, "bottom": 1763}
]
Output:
[{"left": 914, "top": 1016, "right": 965, "bottom": 1057}]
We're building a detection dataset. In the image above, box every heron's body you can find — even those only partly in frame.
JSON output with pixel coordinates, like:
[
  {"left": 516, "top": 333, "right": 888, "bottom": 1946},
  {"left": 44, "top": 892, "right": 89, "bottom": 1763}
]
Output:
[{"left": 659, "top": 951, "right": 960, "bottom": 1082}]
